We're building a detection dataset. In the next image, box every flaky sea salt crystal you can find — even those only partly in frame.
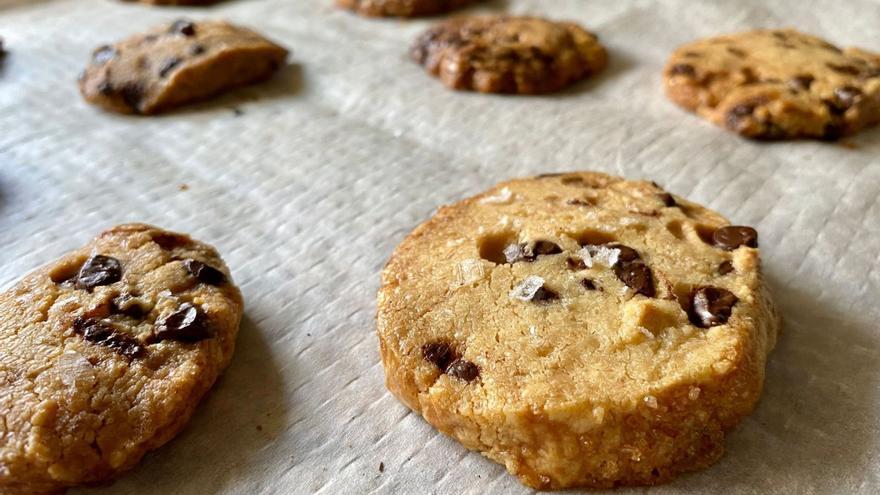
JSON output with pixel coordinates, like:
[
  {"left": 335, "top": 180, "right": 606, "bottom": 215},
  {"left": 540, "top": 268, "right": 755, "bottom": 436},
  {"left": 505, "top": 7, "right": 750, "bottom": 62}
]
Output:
[
  {"left": 689, "top": 386, "right": 701, "bottom": 400},
  {"left": 479, "top": 187, "right": 514, "bottom": 204},
  {"left": 510, "top": 275, "right": 545, "bottom": 301},
  {"left": 577, "top": 245, "right": 620, "bottom": 268},
  {"left": 56, "top": 351, "right": 96, "bottom": 389},
  {"left": 503, "top": 243, "right": 524, "bottom": 263},
  {"left": 455, "top": 259, "right": 484, "bottom": 287},
  {"left": 638, "top": 327, "right": 655, "bottom": 339},
  {"left": 529, "top": 325, "right": 538, "bottom": 337},
  {"left": 644, "top": 395, "right": 659, "bottom": 409}
]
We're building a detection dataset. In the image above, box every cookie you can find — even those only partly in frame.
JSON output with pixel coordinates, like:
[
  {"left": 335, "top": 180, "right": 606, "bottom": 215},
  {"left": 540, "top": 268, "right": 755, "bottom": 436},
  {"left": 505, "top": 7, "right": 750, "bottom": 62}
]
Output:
[
  {"left": 377, "top": 172, "right": 778, "bottom": 489},
  {"left": 0, "top": 224, "right": 243, "bottom": 494},
  {"left": 337, "top": 0, "right": 480, "bottom": 17},
  {"left": 412, "top": 16, "right": 608, "bottom": 94},
  {"left": 664, "top": 29, "right": 880, "bottom": 140},
  {"left": 79, "top": 20, "right": 288, "bottom": 115}
]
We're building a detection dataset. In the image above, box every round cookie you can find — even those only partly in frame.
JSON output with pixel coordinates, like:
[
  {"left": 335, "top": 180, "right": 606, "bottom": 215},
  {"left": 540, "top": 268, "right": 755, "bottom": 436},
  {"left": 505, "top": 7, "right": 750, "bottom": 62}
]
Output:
[
  {"left": 377, "top": 172, "right": 778, "bottom": 489},
  {"left": 664, "top": 29, "right": 880, "bottom": 140},
  {"left": 337, "top": 0, "right": 480, "bottom": 17},
  {"left": 411, "top": 16, "right": 608, "bottom": 94},
  {"left": 0, "top": 224, "right": 243, "bottom": 494}
]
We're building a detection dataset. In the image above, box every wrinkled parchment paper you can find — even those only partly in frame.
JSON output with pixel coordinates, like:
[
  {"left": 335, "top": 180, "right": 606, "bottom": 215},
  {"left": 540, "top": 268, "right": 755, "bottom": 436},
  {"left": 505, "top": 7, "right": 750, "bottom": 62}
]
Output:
[{"left": 1, "top": 0, "right": 878, "bottom": 493}]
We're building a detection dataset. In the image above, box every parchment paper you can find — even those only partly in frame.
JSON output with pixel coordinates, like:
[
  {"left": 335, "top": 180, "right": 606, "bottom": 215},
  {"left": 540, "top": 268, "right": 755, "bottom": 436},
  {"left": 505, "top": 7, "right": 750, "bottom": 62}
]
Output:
[{"left": 1, "top": 0, "right": 878, "bottom": 493}]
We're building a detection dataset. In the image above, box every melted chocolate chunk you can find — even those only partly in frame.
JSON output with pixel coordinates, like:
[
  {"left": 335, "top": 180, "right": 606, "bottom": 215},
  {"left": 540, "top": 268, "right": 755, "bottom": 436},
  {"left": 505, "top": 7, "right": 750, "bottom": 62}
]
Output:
[
  {"left": 75, "top": 255, "right": 122, "bottom": 291},
  {"left": 120, "top": 83, "right": 144, "bottom": 110},
  {"left": 152, "top": 303, "right": 213, "bottom": 343},
  {"left": 505, "top": 241, "right": 561, "bottom": 263},
  {"left": 98, "top": 80, "right": 114, "bottom": 95},
  {"left": 92, "top": 45, "right": 116, "bottom": 65},
  {"left": 421, "top": 342, "right": 455, "bottom": 371},
  {"left": 73, "top": 317, "right": 144, "bottom": 358},
  {"left": 669, "top": 63, "right": 695, "bottom": 77},
  {"left": 170, "top": 20, "right": 196, "bottom": 37},
  {"left": 567, "top": 257, "right": 587, "bottom": 270},
  {"left": 788, "top": 75, "right": 814, "bottom": 91},
  {"left": 607, "top": 243, "right": 641, "bottom": 263},
  {"left": 151, "top": 232, "right": 189, "bottom": 250},
  {"left": 446, "top": 359, "right": 480, "bottom": 382},
  {"left": 688, "top": 287, "right": 739, "bottom": 328},
  {"left": 158, "top": 57, "right": 182, "bottom": 78},
  {"left": 712, "top": 226, "right": 758, "bottom": 250},
  {"left": 111, "top": 294, "right": 145, "bottom": 319},
  {"left": 183, "top": 259, "right": 226, "bottom": 285},
  {"left": 725, "top": 102, "right": 757, "bottom": 130},
  {"left": 581, "top": 279, "right": 598, "bottom": 291},
  {"left": 189, "top": 44, "right": 206, "bottom": 56},
  {"left": 718, "top": 260, "right": 735, "bottom": 276},
  {"left": 833, "top": 86, "right": 862, "bottom": 111},
  {"left": 614, "top": 261, "right": 655, "bottom": 297},
  {"left": 532, "top": 241, "right": 562, "bottom": 257},
  {"left": 658, "top": 192, "right": 677, "bottom": 207}
]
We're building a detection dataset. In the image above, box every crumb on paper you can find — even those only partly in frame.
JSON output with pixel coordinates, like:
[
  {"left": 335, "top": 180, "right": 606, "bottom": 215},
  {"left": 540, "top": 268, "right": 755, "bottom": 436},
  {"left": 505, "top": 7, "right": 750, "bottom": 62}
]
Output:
[
  {"left": 379, "top": 462, "right": 385, "bottom": 473},
  {"left": 510, "top": 275, "right": 546, "bottom": 301},
  {"left": 479, "top": 187, "right": 514, "bottom": 204},
  {"left": 178, "top": 183, "right": 189, "bottom": 191}
]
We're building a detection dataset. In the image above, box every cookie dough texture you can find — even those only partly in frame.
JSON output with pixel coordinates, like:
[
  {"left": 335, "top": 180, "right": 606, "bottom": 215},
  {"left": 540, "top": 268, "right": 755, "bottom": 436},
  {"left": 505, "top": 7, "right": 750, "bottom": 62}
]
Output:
[
  {"left": 412, "top": 16, "right": 608, "bottom": 94},
  {"left": 79, "top": 20, "right": 288, "bottom": 115},
  {"left": 377, "top": 172, "right": 778, "bottom": 489},
  {"left": 337, "top": 0, "right": 480, "bottom": 17},
  {"left": 664, "top": 28, "right": 880, "bottom": 140},
  {"left": 0, "top": 224, "right": 243, "bottom": 494}
]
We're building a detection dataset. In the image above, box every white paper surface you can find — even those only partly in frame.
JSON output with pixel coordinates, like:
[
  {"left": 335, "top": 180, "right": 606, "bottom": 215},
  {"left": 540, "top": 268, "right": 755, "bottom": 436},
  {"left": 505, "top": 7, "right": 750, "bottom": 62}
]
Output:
[{"left": 1, "top": 0, "right": 879, "bottom": 493}]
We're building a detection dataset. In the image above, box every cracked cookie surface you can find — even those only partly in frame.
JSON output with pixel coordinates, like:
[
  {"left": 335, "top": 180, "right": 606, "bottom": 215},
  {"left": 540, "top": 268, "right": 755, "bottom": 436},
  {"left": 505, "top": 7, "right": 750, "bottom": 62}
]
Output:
[
  {"left": 664, "top": 28, "right": 880, "bottom": 140},
  {"left": 377, "top": 172, "right": 778, "bottom": 489},
  {"left": 0, "top": 224, "right": 243, "bottom": 494},
  {"left": 79, "top": 19, "right": 288, "bottom": 115},
  {"left": 337, "top": 0, "right": 480, "bottom": 17},
  {"left": 412, "top": 16, "right": 607, "bottom": 94}
]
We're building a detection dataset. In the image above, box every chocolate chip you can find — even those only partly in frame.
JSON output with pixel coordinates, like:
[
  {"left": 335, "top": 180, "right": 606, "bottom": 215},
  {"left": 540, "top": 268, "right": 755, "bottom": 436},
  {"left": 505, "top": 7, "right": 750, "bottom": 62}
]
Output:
[
  {"left": 73, "top": 317, "right": 144, "bottom": 358},
  {"left": 718, "top": 260, "right": 735, "bottom": 276},
  {"left": 158, "top": 57, "right": 182, "bottom": 78},
  {"left": 581, "top": 279, "right": 598, "bottom": 291},
  {"left": 826, "top": 62, "right": 861, "bottom": 75},
  {"left": 170, "top": 20, "right": 196, "bottom": 37},
  {"left": 712, "top": 226, "right": 758, "bottom": 250},
  {"left": 567, "top": 257, "right": 587, "bottom": 270},
  {"left": 151, "top": 232, "right": 189, "bottom": 250},
  {"left": 726, "top": 47, "right": 747, "bottom": 58},
  {"left": 446, "top": 359, "right": 479, "bottom": 382},
  {"left": 658, "top": 193, "right": 677, "bottom": 207},
  {"left": 833, "top": 86, "right": 862, "bottom": 111},
  {"left": 607, "top": 243, "right": 641, "bottom": 263},
  {"left": 688, "top": 287, "right": 739, "bottom": 328},
  {"left": 74, "top": 255, "right": 122, "bottom": 291},
  {"left": 788, "top": 75, "right": 814, "bottom": 91},
  {"left": 614, "top": 261, "right": 655, "bottom": 297},
  {"left": 422, "top": 342, "right": 455, "bottom": 370},
  {"left": 531, "top": 286, "right": 559, "bottom": 303},
  {"left": 725, "top": 102, "right": 757, "bottom": 130},
  {"left": 532, "top": 241, "right": 562, "bottom": 257},
  {"left": 669, "top": 63, "right": 695, "bottom": 77},
  {"left": 98, "top": 81, "right": 114, "bottom": 95},
  {"left": 152, "top": 303, "right": 213, "bottom": 343},
  {"left": 183, "top": 259, "right": 227, "bottom": 285},
  {"left": 92, "top": 45, "right": 116, "bottom": 65},
  {"left": 120, "top": 83, "right": 144, "bottom": 110},
  {"left": 111, "top": 294, "right": 145, "bottom": 319},
  {"left": 822, "top": 121, "right": 846, "bottom": 140},
  {"left": 189, "top": 44, "right": 206, "bottom": 56}
]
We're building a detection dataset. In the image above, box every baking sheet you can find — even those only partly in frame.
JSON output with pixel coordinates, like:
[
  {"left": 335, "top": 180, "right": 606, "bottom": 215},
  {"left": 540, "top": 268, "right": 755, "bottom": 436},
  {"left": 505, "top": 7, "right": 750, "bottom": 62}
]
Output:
[{"left": 0, "top": 0, "right": 879, "bottom": 493}]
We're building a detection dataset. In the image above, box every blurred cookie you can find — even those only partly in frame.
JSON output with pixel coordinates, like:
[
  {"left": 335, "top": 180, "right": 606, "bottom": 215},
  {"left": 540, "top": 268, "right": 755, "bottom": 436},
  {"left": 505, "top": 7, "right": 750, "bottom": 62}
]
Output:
[
  {"left": 665, "top": 29, "right": 880, "bottom": 140},
  {"left": 79, "top": 19, "right": 288, "bottom": 114},
  {"left": 412, "top": 16, "right": 607, "bottom": 94},
  {"left": 377, "top": 172, "right": 778, "bottom": 489},
  {"left": 338, "top": 0, "right": 480, "bottom": 17},
  {"left": 0, "top": 224, "right": 243, "bottom": 494}
]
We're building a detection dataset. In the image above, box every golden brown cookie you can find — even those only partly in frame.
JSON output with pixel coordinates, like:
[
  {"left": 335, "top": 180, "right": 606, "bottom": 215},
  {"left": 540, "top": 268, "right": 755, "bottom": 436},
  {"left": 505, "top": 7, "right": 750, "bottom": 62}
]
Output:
[
  {"left": 337, "top": 0, "right": 480, "bottom": 17},
  {"left": 377, "top": 172, "right": 778, "bottom": 489},
  {"left": 79, "top": 20, "right": 288, "bottom": 115},
  {"left": 664, "top": 29, "right": 880, "bottom": 140},
  {"left": 412, "top": 16, "right": 608, "bottom": 94},
  {"left": 0, "top": 224, "right": 243, "bottom": 494}
]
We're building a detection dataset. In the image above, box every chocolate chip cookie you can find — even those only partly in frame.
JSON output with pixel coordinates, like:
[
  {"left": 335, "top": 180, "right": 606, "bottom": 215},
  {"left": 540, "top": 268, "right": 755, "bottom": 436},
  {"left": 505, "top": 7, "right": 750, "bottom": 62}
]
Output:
[
  {"left": 412, "top": 16, "right": 608, "bottom": 94},
  {"left": 79, "top": 20, "right": 288, "bottom": 115},
  {"left": 337, "top": 0, "right": 480, "bottom": 17},
  {"left": 377, "top": 172, "right": 778, "bottom": 489},
  {"left": 665, "top": 29, "right": 880, "bottom": 140},
  {"left": 0, "top": 224, "right": 243, "bottom": 494}
]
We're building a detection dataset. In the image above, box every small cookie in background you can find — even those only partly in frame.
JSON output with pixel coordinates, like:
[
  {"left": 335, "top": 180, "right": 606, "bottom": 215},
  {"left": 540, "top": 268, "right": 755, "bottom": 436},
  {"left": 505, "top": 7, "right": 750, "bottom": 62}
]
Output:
[
  {"left": 338, "top": 0, "right": 481, "bottom": 17},
  {"left": 79, "top": 19, "right": 288, "bottom": 115},
  {"left": 664, "top": 29, "right": 880, "bottom": 140},
  {"left": 377, "top": 172, "right": 778, "bottom": 489},
  {"left": 0, "top": 224, "right": 243, "bottom": 494},
  {"left": 412, "top": 16, "right": 607, "bottom": 94}
]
